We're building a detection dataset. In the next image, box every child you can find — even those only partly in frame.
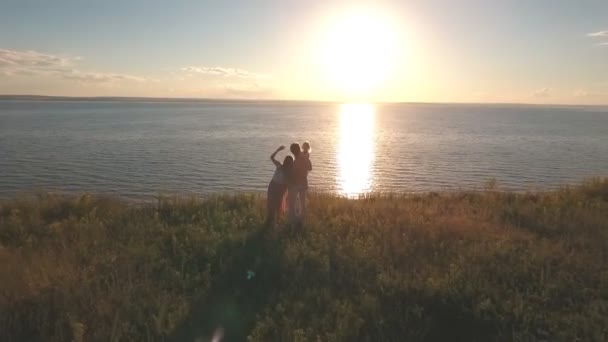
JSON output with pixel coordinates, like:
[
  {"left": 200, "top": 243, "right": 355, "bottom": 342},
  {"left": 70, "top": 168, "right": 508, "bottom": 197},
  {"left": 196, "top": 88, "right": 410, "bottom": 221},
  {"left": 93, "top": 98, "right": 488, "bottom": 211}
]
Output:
[
  {"left": 266, "top": 146, "right": 293, "bottom": 225},
  {"left": 302, "top": 141, "right": 312, "bottom": 163}
]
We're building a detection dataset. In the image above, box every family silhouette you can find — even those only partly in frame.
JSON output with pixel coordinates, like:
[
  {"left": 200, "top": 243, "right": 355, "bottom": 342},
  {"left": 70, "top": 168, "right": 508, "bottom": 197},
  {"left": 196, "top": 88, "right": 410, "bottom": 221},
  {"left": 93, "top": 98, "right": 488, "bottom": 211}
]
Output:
[{"left": 266, "top": 141, "right": 312, "bottom": 226}]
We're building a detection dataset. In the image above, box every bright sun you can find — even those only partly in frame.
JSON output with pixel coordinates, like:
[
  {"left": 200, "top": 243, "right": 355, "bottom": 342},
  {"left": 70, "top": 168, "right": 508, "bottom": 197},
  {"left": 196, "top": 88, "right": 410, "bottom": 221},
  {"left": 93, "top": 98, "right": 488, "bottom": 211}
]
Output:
[{"left": 320, "top": 9, "right": 401, "bottom": 98}]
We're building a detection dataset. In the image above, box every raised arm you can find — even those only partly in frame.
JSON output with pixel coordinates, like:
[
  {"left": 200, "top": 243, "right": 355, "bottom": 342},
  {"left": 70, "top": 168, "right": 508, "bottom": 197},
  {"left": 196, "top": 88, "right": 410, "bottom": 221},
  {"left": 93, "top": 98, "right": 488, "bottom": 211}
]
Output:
[{"left": 270, "top": 145, "right": 285, "bottom": 167}]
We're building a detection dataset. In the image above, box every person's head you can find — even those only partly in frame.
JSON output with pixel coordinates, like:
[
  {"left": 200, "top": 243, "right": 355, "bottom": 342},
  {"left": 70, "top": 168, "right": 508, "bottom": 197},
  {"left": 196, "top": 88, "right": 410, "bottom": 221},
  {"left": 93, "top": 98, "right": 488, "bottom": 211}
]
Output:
[
  {"left": 302, "top": 141, "right": 311, "bottom": 154},
  {"left": 282, "top": 155, "right": 294, "bottom": 169},
  {"left": 290, "top": 143, "right": 301, "bottom": 157}
]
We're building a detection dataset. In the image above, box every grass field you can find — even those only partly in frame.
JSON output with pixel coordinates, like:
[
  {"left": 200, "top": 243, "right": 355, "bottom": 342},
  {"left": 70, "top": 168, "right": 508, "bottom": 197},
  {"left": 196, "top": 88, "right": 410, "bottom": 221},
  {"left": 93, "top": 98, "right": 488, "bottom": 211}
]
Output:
[{"left": 1, "top": 179, "right": 607, "bottom": 341}]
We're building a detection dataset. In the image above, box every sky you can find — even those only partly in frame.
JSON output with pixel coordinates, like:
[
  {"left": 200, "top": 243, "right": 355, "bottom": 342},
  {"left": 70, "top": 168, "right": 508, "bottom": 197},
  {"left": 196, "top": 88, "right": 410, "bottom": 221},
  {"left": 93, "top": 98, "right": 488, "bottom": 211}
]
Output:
[{"left": 1, "top": 0, "right": 607, "bottom": 104}]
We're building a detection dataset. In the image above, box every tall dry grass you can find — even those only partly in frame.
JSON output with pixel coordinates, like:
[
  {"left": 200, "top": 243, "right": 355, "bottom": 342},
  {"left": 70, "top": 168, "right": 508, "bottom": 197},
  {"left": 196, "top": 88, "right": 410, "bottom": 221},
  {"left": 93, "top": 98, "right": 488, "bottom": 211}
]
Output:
[{"left": 1, "top": 179, "right": 607, "bottom": 341}]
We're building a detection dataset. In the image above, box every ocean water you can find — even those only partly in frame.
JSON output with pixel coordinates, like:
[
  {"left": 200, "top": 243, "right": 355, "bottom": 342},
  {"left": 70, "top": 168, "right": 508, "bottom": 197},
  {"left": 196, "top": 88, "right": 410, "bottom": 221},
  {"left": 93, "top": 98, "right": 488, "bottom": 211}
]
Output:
[{"left": 0, "top": 100, "right": 607, "bottom": 199}]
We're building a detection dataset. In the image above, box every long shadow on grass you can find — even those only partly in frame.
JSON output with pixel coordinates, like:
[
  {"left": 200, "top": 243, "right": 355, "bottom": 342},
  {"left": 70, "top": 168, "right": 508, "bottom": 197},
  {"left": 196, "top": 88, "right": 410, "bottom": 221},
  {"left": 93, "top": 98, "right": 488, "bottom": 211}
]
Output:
[{"left": 170, "top": 225, "right": 285, "bottom": 342}]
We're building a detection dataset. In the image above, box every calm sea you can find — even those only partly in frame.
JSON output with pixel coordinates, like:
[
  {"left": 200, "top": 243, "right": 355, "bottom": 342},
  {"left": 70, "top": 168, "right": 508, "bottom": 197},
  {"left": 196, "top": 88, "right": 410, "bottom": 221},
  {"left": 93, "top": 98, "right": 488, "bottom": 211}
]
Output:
[{"left": 1, "top": 100, "right": 607, "bottom": 199}]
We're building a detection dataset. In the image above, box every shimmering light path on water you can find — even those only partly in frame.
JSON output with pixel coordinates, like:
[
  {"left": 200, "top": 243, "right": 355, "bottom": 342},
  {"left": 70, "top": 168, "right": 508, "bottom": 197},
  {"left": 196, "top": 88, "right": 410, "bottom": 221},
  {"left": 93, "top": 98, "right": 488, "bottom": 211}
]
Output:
[{"left": 338, "top": 103, "right": 375, "bottom": 196}]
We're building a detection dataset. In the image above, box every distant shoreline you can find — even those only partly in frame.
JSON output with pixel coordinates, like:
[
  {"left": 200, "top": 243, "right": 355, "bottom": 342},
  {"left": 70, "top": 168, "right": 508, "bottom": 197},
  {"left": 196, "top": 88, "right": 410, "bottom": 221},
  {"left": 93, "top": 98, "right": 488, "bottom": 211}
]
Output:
[
  {"left": 1, "top": 94, "right": 607, "bottom": 108},
  {"left": 0, "top": 95, "right": 318, "bottom": 105}
]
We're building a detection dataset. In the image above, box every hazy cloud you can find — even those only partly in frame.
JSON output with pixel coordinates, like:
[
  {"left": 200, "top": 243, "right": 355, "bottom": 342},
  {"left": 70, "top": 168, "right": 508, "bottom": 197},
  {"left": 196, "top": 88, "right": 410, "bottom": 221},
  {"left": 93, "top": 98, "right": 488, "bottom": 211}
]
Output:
[
  {"left": 472, "top": 91, "right": 488, "bottom": 99},
  {"left": 0, "top": 49, "right": 73, "bottom": 75},
  {"left": 179, "top": 66, "right": 272, "bottom": 98},
  {"left": 0, "top": 48, "right": 148, "bottom": 83},
  {"left": 587, "top": 31, "right": 608, "bottom": 47},
  {"left": 181, "top": 66, "right": 265, "bottom": 79},
  {"left": 587, "top": 30, "right": 608, "bottom": 38},
  {"left": 533, "top": 87, "right": 550, "bottom": 98},
  {"left": 221, "top": 83, "right": 273, "bottom": 98},
  {"left": 572, "top": 87, "right": 608, "bottom": 99},
  {"left": 62, "top": 70, "right": 148, "bottom": 83}
]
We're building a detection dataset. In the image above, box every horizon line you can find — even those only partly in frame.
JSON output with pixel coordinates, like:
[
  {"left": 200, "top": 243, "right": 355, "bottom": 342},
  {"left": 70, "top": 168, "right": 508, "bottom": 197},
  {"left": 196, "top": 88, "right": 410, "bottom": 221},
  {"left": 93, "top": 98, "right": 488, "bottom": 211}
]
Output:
[{"left": 0, "top": 94, "right": 606, "bottom": 108}]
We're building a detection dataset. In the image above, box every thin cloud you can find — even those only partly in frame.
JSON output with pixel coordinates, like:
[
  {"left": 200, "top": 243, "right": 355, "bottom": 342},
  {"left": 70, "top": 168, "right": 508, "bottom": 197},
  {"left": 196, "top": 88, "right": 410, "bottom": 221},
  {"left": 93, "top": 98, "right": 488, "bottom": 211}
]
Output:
[
  {"left": 181, "top": 66, "right": 265, "bottom": 79},
  {"left": 0, "top": 48, "right": 148, "bottom": 83},
  {"left": 0, "top": 49, "right": 72, "bottom": 69},
  {"left": 572, "top": 87, "right": 608, "bottom": 98},
  {"left": 221, "top": 82, "right": 273, "bottom": 99},
  {"left": 587, "top": 30, "right": 608, "bottom": 47},
  {"left": 62, "top": 70, "right": 148, "bottom": 83},
  {"left": 587, "top": 30, "right": 608, "bottom": 38},
  {"left": 533, "top": 87, "right": 550, "bottom": 98},
  {"left": 0, "top": 49, "right": 73, "bottom": 76}
]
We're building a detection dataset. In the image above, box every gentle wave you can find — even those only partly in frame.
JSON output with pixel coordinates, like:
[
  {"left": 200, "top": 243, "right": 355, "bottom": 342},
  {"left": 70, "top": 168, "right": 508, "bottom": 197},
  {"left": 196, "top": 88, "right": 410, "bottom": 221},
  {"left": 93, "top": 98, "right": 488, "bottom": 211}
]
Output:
[{"left": 1, "top": 100, "right": 607, "bottom": 200}]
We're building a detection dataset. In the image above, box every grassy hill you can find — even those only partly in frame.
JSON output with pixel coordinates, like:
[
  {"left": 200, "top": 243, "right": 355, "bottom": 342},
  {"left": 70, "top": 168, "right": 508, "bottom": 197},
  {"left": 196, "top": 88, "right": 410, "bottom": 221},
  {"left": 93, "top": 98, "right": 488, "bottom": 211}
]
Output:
[{"left": 1, "top": 179, "right": 607, "bottom": 341}]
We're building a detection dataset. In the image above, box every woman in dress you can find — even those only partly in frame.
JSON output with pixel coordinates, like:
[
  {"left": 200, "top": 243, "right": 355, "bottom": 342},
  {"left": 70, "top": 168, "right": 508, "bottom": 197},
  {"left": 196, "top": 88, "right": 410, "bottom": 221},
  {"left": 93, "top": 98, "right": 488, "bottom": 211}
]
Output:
[{"left": 266, "top": 145, "right": 293, "bottom": 225}]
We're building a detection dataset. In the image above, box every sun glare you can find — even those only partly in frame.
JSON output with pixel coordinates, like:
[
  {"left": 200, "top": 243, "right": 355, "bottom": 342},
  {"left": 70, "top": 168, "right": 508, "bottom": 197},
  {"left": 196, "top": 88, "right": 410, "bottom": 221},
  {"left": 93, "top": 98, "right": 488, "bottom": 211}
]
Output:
[
  {"left": 321, "top": 9, "right": 401, "bottom": 98},
  {"left": 338, "top": 103, "right": 375, "bottom": 196}
]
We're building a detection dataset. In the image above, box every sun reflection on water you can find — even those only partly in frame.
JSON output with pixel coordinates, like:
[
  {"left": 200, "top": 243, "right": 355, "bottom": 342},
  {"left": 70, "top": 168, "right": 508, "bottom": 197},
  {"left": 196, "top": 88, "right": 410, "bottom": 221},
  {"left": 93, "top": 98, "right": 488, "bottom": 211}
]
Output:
[{"left": 337, "top": 103, "right": 375, "bottom": 197}]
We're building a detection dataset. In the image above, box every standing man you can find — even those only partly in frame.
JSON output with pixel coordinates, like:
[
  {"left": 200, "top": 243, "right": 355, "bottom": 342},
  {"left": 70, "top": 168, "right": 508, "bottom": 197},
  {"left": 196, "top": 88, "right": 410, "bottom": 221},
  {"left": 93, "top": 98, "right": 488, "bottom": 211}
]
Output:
[{"left": 288, "top": 142, "right": 311, "bottom": 226}]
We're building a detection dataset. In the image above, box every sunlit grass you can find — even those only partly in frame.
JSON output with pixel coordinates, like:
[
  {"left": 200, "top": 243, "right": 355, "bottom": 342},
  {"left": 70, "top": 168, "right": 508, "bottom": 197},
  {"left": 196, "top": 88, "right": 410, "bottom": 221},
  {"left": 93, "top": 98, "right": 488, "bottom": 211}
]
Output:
[{"left": 1, "top": 178, "right": 607, "bottom": 341}]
